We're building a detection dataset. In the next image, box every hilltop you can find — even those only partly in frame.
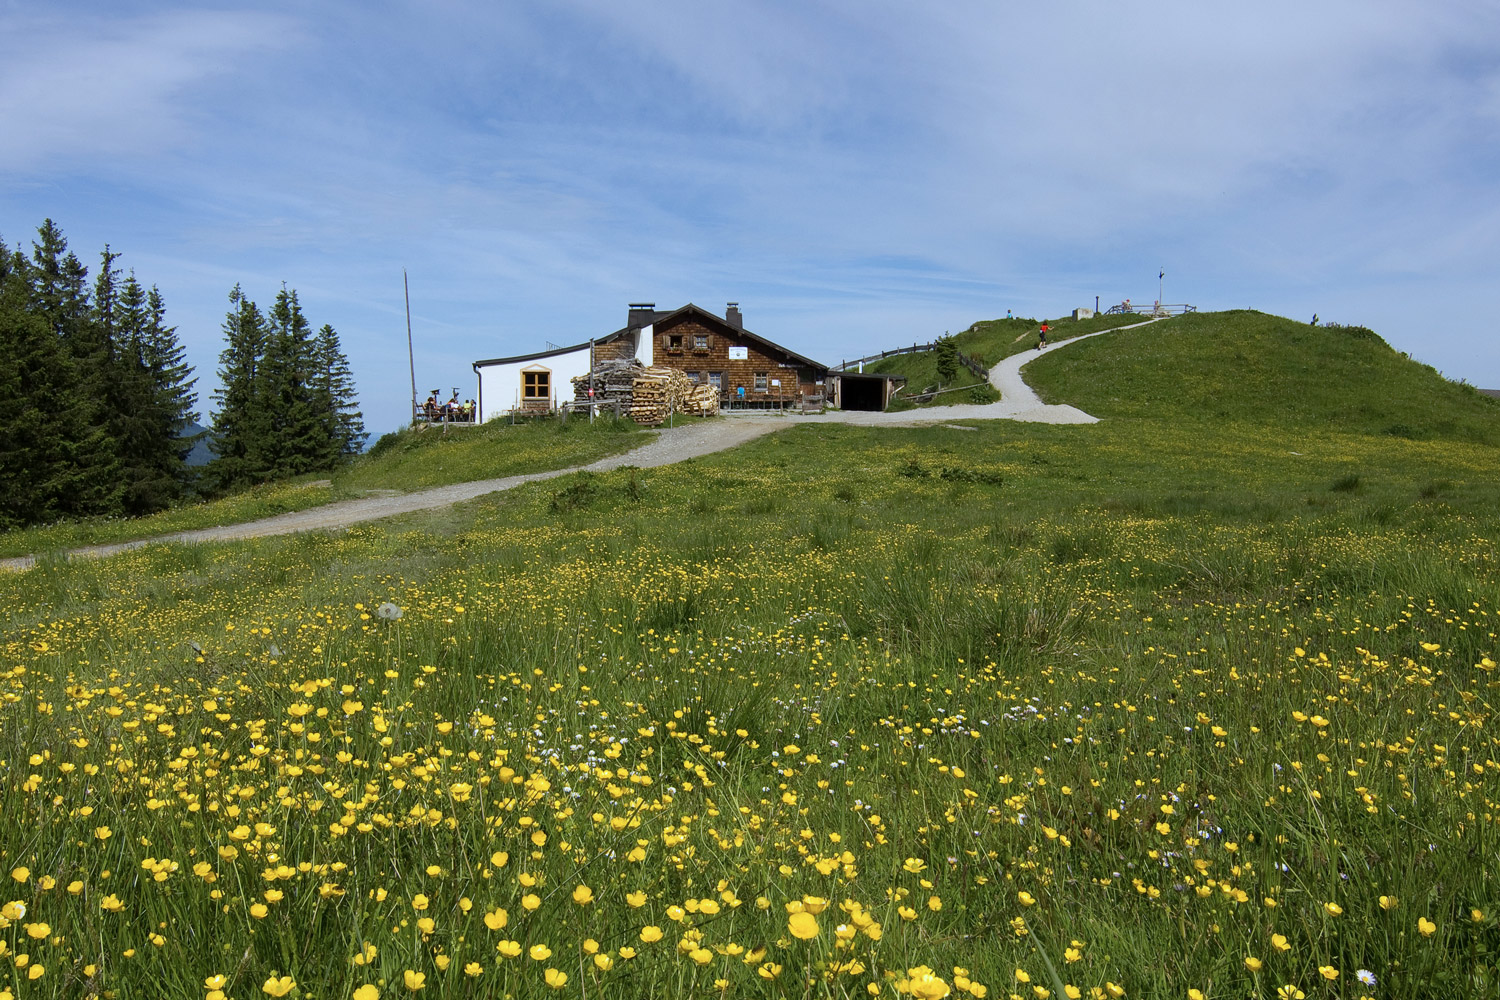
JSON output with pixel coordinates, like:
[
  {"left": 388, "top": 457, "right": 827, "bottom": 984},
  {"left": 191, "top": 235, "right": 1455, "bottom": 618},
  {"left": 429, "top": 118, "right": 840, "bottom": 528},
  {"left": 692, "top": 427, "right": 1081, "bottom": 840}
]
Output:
[{"left": 1025, "top": 309, "right": 1500, "bottom": 444}]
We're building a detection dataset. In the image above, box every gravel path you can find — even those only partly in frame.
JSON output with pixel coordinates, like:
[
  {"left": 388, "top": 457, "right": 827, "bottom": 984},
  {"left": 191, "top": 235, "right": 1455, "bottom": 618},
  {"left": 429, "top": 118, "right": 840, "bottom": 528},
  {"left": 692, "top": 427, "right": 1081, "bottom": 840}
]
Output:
[{"left": 1, "top": 318, "right": 1155, "bottom": 571}]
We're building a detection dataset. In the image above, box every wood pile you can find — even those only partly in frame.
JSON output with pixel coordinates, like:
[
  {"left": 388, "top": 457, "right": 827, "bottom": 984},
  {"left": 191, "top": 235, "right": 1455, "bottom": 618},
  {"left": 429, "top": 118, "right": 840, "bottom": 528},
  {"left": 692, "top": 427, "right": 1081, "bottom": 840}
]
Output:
[
  {"left": 570, "top": 360, "right": 720, "bottom": 423},
  {"left": 628, "top": 368, "right": 695, "bottom": 425},
  {"left": 571, "top": 359, "right": 643, "bottom": 407},
  {"left": 682, "top": 382, "right": 720, "bottom": 417}
]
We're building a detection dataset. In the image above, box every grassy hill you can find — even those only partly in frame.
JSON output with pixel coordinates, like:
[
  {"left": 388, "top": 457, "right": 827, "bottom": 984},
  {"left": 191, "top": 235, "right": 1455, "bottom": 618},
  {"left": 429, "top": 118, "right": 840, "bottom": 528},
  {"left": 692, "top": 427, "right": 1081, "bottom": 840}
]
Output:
[
  {"left": 1026, "top": 309, "right": 1500, "bottom": 443},
  {"left": 859, "top": 312, "right": 1145, "bottom": 407},
  {"left": 952, "top": 310, "right": 1149, "bottom": 367}
]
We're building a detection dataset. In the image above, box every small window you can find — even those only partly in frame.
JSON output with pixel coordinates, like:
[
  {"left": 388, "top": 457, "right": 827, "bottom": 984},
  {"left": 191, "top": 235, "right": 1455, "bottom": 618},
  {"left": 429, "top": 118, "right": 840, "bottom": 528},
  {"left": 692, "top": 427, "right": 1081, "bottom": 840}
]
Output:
[
  {"left": 686, "top": 371, "right": 700, "bottom": 383},
  {"left": 708, "top": 372, "right": 724, "bottom": 391},
  {"left": 666, "top": 334, "right": 683, "bottom": 351},
  {"left": 522, "top": 370, "right": 550, "bottom": 400},
  {"left": 754, "top": 372, "right": 768, "bottom": 392},
  {"left": 694, "top": 334, "right": 709, "bottom": 350}
]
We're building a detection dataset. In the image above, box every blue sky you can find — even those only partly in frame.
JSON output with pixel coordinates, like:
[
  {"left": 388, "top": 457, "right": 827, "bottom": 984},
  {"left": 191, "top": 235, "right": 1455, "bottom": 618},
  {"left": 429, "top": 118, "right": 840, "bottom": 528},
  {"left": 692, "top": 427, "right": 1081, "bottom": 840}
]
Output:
[{"left": 4, "top": 1, "right": 1499, "bottom": 435}]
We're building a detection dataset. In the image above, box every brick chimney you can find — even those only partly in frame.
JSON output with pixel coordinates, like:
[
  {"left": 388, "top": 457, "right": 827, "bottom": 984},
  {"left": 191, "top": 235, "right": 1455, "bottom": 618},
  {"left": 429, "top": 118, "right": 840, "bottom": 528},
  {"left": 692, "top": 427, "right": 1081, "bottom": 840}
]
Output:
[
  {"left": 628, "top": 303, "right": 656, "bottom": 328},
  {"left": 725, "top": 302, "right": 743, "bottom": 329}
]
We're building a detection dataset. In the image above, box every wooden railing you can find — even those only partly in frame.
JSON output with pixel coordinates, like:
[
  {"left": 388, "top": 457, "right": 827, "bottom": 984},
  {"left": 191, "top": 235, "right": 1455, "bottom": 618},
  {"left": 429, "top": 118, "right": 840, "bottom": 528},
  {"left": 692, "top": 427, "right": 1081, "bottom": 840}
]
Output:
[{"left": 836, "top": 343, "right": 987, "bottom": 378}]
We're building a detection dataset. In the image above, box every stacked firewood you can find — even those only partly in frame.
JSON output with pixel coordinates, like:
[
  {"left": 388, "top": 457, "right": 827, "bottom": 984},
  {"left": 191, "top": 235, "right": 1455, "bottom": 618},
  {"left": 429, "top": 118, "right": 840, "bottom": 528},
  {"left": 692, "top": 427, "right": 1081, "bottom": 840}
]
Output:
[
  {"left": 628, "top": 368, "right": 696, "bottom": 424},
  {"left": 571, "top": 360, "right": 721, "bottom": 423},
  {"left": 682, "top": 382, "right": 720, "bottom": 416},
  {"left": 571, "top": 359, "right": 643, "bottom": 406}
]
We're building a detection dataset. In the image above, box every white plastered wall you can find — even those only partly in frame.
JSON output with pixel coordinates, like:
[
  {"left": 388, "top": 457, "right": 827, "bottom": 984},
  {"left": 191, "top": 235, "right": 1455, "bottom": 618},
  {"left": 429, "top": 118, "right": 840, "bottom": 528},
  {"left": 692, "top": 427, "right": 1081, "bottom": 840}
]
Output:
[{"left": 476, "top": 345, "right": 592, "bottom": 422}]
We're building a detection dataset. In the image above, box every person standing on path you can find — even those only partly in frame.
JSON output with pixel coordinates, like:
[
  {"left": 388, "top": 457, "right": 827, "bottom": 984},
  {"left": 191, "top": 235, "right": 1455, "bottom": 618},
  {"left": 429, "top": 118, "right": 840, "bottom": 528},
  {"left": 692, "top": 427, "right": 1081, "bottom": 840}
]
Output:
[{"left": 1036, "top": 322, "right": 1049, "bottom": 350}]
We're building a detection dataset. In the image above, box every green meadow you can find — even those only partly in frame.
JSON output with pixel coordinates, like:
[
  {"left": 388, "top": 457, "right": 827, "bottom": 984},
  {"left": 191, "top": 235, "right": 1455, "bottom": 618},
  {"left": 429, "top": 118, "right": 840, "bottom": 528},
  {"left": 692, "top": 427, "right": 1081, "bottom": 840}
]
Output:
[
  {"left": 1, "top": 312, "right": 1497, "bottom": 1000},
  {"left": 0, "top": 418, "right": 648, "bottom": 560}
]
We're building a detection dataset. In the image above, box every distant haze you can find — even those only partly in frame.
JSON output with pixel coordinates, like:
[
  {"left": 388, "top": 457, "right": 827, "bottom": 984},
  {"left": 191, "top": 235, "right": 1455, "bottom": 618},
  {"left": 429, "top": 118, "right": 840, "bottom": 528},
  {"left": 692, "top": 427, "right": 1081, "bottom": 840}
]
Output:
[{"left": 4, "top": 1, "right": 1498, "bottom": 435}]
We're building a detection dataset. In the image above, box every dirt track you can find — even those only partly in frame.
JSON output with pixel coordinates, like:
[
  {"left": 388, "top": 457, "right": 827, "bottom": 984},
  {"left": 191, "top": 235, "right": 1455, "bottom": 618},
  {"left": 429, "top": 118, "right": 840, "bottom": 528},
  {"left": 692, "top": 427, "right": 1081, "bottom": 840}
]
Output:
[{"left": 1, "top": 319, "right": 1155, "bottom": 572}]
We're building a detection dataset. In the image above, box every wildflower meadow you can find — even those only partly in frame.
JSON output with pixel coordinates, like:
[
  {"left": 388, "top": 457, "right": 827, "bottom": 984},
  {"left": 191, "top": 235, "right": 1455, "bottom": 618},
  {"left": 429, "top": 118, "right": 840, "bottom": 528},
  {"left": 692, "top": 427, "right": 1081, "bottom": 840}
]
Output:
[{"left": 2, "top": 408, "right": 1498, "bottom": 999}]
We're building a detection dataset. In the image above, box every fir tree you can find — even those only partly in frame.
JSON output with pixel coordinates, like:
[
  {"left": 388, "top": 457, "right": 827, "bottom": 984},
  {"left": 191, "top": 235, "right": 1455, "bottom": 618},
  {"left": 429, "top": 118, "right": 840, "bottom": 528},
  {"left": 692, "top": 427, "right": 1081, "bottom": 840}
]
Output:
[
  {"left": 934, "top": 335, "right": 959, "bottom": 383},
  {"left": 142, "top": 283, "right": 201, "bottom": 488},
  {"left": 260, "top": 286, "right": 329, "bottom": 475},
  {"left": 96, "top": 249, "right": 169, "bottom": 514},
  {"left": 0, "top": 234, "right": 91, "bottom": 528},
  {"left": 314, "top": 323, "right": 367, "bottom": 457},
  {"left": 26, "top": 223, "right": 122, "bottom": 518},
  {"left": 102, "top": 271, "right": 198, "bottom": 512},
  {"left": 0, "top": 220, "right": 200, "bottom": 525},
  {"left": 206, "top": 285, "right": 272, "bottom": 491}
]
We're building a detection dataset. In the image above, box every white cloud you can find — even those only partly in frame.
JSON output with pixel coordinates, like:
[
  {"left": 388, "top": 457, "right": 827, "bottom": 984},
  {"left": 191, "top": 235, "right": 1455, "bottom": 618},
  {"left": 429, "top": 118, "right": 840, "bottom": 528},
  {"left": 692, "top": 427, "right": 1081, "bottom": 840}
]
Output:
[{"left": 0, "top": 9, "right": 296, "bottom": 172}]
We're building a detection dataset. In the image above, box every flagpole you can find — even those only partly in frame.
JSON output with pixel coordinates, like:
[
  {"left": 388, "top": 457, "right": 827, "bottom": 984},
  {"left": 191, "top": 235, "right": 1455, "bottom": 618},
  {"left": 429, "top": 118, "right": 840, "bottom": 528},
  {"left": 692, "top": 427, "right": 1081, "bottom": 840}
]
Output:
[{"left": 404, "top": 270, "right": 417, "bottom": 425}]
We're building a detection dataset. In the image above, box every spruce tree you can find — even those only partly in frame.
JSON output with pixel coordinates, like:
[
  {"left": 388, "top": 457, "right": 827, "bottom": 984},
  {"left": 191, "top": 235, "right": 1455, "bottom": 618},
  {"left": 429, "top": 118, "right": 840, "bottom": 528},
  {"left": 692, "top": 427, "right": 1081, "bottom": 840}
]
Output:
[
  {"left": 314, "top": 323, "right": 367, "bottom": 458},
  {"left": 96, "top": 250, "right": 168, "bottom": 514},
  {"left": 102, "top": 271, "right": 198, "bottom": 512},
  {"left": 260, "top": 286, "right": 328, "bottom": 475},
  {"left": 935, "top": 335, "right": 959, "bottom": 383},
  {"left": 206, "top": 285, "right": 272, "bottom": 491},
  {"left": 26, "top": 222, "right": 122, "bottom": 518},
  {"left": 0, "top": 235, "right": 91, "bottom": 527},
  {"left": 142, "top": 283, "right": 201, "bottom": 491}
]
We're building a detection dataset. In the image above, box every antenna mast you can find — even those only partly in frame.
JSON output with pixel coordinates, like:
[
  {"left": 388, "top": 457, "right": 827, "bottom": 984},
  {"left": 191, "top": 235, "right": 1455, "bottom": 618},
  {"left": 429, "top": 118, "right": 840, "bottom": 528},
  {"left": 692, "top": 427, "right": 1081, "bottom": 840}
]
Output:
[{"left": 404, "top": 269, "right": 417, "bottom": 425}]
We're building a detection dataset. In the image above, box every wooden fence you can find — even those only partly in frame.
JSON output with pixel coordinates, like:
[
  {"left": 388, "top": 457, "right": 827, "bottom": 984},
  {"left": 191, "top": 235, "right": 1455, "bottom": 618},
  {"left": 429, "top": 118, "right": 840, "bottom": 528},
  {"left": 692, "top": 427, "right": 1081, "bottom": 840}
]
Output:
[{"left": 836, "top": 342, "right": 987, "bottom": 378}]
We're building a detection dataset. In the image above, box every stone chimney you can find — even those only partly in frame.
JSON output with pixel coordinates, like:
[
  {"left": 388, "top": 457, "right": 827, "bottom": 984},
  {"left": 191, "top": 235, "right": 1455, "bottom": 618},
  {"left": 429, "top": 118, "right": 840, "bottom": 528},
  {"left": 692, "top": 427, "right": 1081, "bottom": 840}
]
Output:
[
  {"left": 628, "top": 303, "right": 656, "bottom": 328},
  {"left": 725, "top": 302, "right": 743, "bottom": 329}
]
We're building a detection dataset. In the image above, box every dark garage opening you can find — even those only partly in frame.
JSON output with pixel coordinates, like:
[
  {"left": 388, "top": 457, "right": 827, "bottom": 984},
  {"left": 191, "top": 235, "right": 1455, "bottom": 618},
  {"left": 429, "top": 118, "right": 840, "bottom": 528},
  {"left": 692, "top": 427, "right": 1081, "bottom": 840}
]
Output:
[{"left": 839, "top": 373, "right": 896, "bottom": 411}]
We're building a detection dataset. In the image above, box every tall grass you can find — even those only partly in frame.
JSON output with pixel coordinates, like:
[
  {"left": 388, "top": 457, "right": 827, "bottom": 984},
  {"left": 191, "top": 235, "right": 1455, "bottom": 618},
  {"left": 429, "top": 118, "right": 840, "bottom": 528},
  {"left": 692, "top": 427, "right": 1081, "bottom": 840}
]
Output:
[{"left": 1, "top": 409, "right": 1497, "bottom": 998}]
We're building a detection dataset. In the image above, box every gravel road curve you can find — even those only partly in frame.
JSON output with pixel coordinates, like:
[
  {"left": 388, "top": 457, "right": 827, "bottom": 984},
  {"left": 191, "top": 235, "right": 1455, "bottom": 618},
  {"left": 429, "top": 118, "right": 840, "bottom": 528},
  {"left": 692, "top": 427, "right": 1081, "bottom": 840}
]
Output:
[{"left": 1, "top": 318, "right": 1155, "bottom": 571}]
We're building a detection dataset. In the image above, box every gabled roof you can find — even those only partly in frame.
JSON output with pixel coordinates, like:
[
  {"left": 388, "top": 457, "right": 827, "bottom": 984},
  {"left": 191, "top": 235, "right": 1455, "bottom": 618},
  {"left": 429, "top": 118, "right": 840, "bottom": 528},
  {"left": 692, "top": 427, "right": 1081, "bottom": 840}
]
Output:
[
  {"left": 654, "top": 303, "right": 828, "bottom": 371},
  {"left": 472, "top": 304, "right": 828, "bottom": 372}
]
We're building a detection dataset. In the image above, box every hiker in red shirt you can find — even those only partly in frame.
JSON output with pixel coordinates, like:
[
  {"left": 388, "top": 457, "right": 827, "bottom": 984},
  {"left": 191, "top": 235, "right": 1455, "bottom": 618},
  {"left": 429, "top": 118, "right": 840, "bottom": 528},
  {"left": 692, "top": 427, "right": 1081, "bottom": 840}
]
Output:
[{"left": 1036, "top": 322, "right": 1049, "bottom": 350}]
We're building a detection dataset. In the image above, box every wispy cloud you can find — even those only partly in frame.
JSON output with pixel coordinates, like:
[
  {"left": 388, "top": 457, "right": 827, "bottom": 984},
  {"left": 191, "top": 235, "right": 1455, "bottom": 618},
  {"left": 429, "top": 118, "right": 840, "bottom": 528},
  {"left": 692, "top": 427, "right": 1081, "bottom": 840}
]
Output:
[{"left": 0, "top": 8, "right": 297, "bottom": 173}]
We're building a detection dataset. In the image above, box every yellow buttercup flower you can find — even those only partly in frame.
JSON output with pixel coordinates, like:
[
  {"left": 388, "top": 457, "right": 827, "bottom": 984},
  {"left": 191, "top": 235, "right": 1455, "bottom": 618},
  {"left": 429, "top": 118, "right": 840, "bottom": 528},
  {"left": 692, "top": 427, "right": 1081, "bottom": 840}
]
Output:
[
  {"left": 788, "top": 911, "right": 819, "bottom": 940},
  {"left": 1418, "top": 917, "right": 1437, "bottom": 936},
  {"left": 353, "top": 986, "right": 380, "bottom": 1000},
  {"left": 262, "top": 975, "right": 295, "bottom": 997},
  {"left": 403, "top": 969, "right": 426, "bottom": 991}
]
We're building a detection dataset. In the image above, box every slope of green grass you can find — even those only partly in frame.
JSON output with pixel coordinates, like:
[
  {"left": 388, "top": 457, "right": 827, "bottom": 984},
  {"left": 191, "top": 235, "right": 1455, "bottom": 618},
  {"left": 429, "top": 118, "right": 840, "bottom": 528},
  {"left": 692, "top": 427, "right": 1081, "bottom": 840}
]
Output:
[
  {"left": 3, "top": 414, "right": 1498, "bottom": 999},
  {"left": 861, "top": 350, "right": 999, "bottom": 407},
  {"left": 860, "top": 313, "right": 1146, "bottom": 408},
  {"left": 0, "top": 416, "right": 648, "bottom": 559},
  {"left": 954, "top": 311, "right": 1149, "bottom": 367},
  {"left": 1026, "top": 309, "right": 1500, "bottom": 444}
]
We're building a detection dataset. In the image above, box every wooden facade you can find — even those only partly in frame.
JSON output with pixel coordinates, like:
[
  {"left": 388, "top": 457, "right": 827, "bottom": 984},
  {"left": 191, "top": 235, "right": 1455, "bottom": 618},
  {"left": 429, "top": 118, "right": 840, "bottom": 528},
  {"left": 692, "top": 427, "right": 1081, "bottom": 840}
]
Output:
[{"left": 649, "top": 305, "right": 826, "bottom": 408}]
